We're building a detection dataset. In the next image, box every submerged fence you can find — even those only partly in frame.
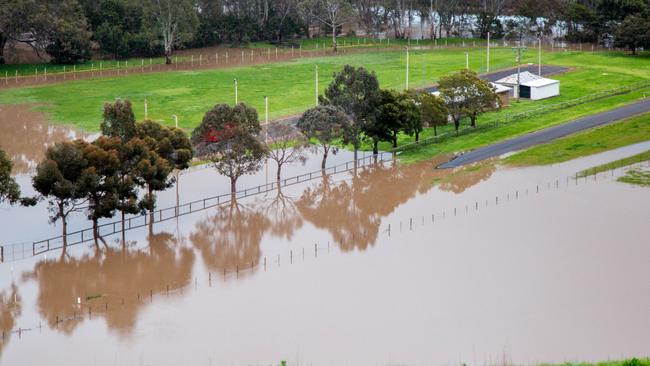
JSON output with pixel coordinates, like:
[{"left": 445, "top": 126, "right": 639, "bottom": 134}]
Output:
[{"left": 2, "top": 153, "right": 390, "bottom": 260}]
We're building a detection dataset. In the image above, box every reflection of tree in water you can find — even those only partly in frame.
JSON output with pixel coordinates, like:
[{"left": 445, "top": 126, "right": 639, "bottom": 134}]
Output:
[
  {"left": 0, "top": 105, "right": 89, "bottom": 175},
  {"left": 296, "top": 158, "right": 495, "bottom": 251},
  {"left": 264, "top": 187, "right": 303, "bottom": 241},
  {"left": 190, "top": 201, "right": 270, "bottom": 277},
  {"left": 0, "top": 285, "right": 21, "bottom": 358},
  {"left": 437, "top": 162, "right": 497, "bottom": 194},
  {"left": 26, "top": 232, "right": 194, "bottom": 335}
]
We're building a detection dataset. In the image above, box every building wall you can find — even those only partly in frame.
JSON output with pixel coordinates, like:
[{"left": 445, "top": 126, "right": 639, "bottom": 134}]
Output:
[{"left": 530, "top": 82, "right": 560, "bottom": 100}]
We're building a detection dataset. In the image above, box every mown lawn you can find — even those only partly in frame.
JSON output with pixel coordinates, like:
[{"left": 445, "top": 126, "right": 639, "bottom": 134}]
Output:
[{"left": 504, "top": 112, "right": 650, "bottom": 166}]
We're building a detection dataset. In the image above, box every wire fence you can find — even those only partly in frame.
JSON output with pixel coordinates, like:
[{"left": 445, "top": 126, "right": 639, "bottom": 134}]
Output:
[
  {"left": 2, "top": 157, "right": 649, "bottom": 349},
  {"left": 0, "top": 152, "right": 391, "bottom": 262},
  {"left": 0, "top": 39, "right": 617, "bottom": 89}
]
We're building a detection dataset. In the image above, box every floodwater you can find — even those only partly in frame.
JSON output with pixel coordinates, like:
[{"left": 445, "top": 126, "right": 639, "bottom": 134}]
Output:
[{"left": 1, "top": 113, "right": 650, "bottom": 365}]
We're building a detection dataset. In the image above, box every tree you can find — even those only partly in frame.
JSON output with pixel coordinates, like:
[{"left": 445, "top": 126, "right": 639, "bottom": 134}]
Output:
[
  {"left": 321, "top": 65, "right": 381, "bottom": 160},
  {"left": 264, "top": 123, "right": 308, "bottom": 183},
  {"left": 615, "top": 14, "right": 650, "bottom": 55},
  {"left": 80, "top": 137, "right": 121, "bottom": 247},
  {"left": 192, "top": 103, "right": 267, "bottom": 195},
  {"left": 462, "top": 75, "right": 499, "bottom": 128},
  {"left": 0, "top": 148, "right": 20, "bottom": 205},
  {"left": 438, "top": 69, "right": 478, "bottom": 131},
  {"left": 419, "top": 93, "right": 448, "bottom": 136},
  {"left": 32, "top": 141, "right": 93, "bottom": 250},
  {"left": 101, "top": 99, "right": 137, "bottom": 142},
  {"left": 300, "top": 0, "right": 353, "bottom": 51},
  {"left": 136, "top": 119, "right": 193, "bottom": 171},
  {"left": 375, "top": 89, "right": 419, "bottom": 148},
  {"left": 297, "top": 105, "right": 348, "bottom": 170},
  {"left": 44, "top": 0, "right": 93, "bottom": 64},
  {"left": 146, "top": 0, "right": 198, "bottom": 64}
]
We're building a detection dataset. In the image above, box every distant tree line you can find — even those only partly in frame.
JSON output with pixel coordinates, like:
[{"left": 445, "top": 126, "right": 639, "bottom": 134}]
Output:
[{"left": 2, "top": 0, "right": 648, "bottom": 65}]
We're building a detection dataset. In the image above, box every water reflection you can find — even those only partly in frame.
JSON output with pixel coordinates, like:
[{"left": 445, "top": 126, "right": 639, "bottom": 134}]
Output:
[
  {"left": 0, "top": 285, "right": 21, "bottom": 357},
  {"left": 26, "top": 232, "right": 194, "bottom": 334},
  {"left": 0, "top": 104, "right": 88, "bottom": 175},
  {"left": 190, "top": 200, "right": 269, "bottom": 278},
  {"left": 264, "top": 187, "right": 303, "bottom": 241}
]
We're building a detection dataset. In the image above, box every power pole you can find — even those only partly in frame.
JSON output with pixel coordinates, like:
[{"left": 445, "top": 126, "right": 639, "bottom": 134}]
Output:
[
  {"left": 265, "top": 96, "right": 269, "bottom": 124},
  {"left": 538, "top": 37, "right": 542, "bottom": 76},
  {"left": 512, "top": 45, "right": 527, "bottom": 100},
  {"left": 315, "top": 65, "right": 319, "bottom": 105}
]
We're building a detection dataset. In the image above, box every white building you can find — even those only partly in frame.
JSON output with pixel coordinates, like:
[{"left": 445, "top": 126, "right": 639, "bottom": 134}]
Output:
[{"left": 495, "top": 71, "right": 560, "bottom": 100}]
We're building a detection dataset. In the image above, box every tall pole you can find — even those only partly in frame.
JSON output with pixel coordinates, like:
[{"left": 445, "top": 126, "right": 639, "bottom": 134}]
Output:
[
  {"left": 405, "top": 47, "right": 409, "bottom": 90},
  {"left": 465, "top": 52, "right": 469, "bottom": 69},
  {"left": 234, "top": 79, "right": 238, "bottom": 104},
  {"left": 538, "top": 37, "right": 542, "bottom": 76},
  {"left": 144, "top": 98, "right": 148, "bottom": 120},
  {"left": 265, "top": 96, "right": 269, "bottom": 124},
  {"left": 315, "top": 65, "right": 319, "bottom": 105},
  {"left": 487, "top": 32, "right": 490, "bottom": 72}
]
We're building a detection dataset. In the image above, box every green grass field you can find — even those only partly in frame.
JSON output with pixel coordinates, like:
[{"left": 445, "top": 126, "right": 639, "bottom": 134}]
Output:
[
  {"left": 1, "top": 47, "right": 649, "bottom": 133},
  {"left": 504, "top": 113, "right": 650, "bottom": 166}
]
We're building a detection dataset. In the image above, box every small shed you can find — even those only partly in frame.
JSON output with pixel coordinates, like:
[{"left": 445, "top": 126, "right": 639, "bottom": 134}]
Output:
[
  {"left": 495, "top": 71, "right": 560, "bottom": 100},
  {"left": 490, "top": 82, "right": 512, "bottom": 106}
]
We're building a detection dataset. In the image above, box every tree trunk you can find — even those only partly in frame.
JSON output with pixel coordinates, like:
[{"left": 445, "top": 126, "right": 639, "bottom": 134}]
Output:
[
  {"left": 92, "top": 218, "right": 99, "bottom": 248},
  {"left": 165, "top": 48, "right": 172, "bottom": 64},
  {"left": 415, "top": 130, "right": 420, "bottom": 142},
  {"left": 433, "top": 125, "right": 437, "bottom": 136},
  {"left": 373, "top": 140, "right": 379, "bottom": 155},
  {"left": 121, "top": 209, "right": 126, "bottom": 246},
  {"left": 471, "top": 113, "right": 477, "bottom": 127},
  {"left": 392, "top": 132, "right": 398, "bottom": 148},
  {"left": 353, "top": 148, "right": 358, "bottom": 162},
  {"left": 454, "top": 118, "right": 460, "bottom": 132},
  {"left": 230, "top": 176, "right": 237, "bottom": 196},
  {"left": 0, "top": 34, "right": 6, "bottom": 65},
  {"left": 332, "top": 26, "right": 337, "bottom": 52},
  {"left": 321, "top": 147, "right": 329, "bottom": 170},
  {"left": 59, "top": 203, "right": 68, "bottom": 249},
  {"left": 276, "top": 163, "right": 282, "bottom": 182}
]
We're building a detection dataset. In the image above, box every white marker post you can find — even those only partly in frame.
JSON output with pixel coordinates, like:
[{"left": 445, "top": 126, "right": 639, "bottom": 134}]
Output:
[
  {"left": 264, "top": 96, "right": 269, "bottom": 124},
  {"left": 144, "top": 98, "right": 148, "bottom": 120},
  {"left": 173, "top": 115, "right": 178, "bottom": 128},
  {"left": 405, "top": 47, "right": 409, "bottom": 90},
  {"left": 234, "top": 79, "right": 238, "bottom": 104},
  {"left": 465, "top": 52, "right": 469, "bottom": 69},
  {"left": 487, "top": 32, "right": 490, "bottom": 72}
]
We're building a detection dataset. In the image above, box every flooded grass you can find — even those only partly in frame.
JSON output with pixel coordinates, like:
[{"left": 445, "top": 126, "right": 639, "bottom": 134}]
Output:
[
  {"left": 618, "top": 167, "right": 650, "bottom": 187},
  {"left": 577, "top": 150, "right": 650, "bottom": 177}
]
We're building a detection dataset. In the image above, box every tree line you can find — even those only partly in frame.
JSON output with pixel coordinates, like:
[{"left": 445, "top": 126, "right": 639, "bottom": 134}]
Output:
[
  {"left": 2, "top": 0, "right": 648, "bottom": 65},
  {"left": 0, "top": 64, "right": 497, "bottom": 250}
]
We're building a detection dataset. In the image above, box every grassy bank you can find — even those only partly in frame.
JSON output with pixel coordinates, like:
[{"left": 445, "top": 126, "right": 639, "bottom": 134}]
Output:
[
  {"left": 504, "top": 113, "right": 650, "bottom": 166},
  {"left": 619, "top": 168, "right": 650, "bottom": 186}
]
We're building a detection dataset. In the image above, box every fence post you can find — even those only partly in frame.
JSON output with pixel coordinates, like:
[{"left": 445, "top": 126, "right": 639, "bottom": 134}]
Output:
[{"left": 1, "top": 246, "right": 3, "bottom": 263}]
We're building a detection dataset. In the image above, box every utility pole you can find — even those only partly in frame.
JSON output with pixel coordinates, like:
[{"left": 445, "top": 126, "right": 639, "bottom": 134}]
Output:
[
  {"left": 538, "top": 37, "right": 542, "bottom": 76},
  {"left": 315, "top": 65, "right": 319, "bottom": 105},
  {"left": 264, "top": 96, "right": 269, "bottom": 124},
  {"left": 234, "top": 79, "right": 238, "bottom": 104},
  {"left": 405, "top": 47, "right": 410, "bottom": 90},
  {"left": 512, "top": 45, "right": 527, "bottom": 101},
  {"left": 487, "top": 32, "right": 490, "bottom": 72}
]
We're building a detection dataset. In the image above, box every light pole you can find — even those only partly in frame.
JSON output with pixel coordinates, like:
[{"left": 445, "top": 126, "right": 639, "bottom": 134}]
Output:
[
  {"left": 144, "top": 98, "right": 148, "bottom": 120},
  {"left": 465, "top": 52, "right": 469, "bottom": 69},
  {"left": 234, "top": 79, "right": 238, "bottom": 104},
  {"left": 487, "top": 32, "right": 490, "bottom": 72},
  {"left": 264, "top": 96, "right": 269, "bottom": 125},
  {"left": 405, "top": 47, "right": 410, "bottom": 90},
  {"left": 315, "top": 65, "right": 319, "bottom": 105}
]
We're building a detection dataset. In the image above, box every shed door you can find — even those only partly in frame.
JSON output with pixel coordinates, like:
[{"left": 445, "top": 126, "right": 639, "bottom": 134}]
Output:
[{"left": 519, "top": 85, "right": 531, "bottom": 99}]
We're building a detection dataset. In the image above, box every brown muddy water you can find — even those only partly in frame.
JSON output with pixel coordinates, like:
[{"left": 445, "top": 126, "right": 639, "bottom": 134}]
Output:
[{"left": 0, "top": 113, "right": 649, "bottom": 365}]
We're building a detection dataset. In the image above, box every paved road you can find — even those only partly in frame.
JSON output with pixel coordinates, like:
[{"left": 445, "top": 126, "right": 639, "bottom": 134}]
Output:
[
  {"left": 438, "top": 98, "right": 650, "bottom": 169},
  {"left": 425, "top": 65, "right": 568, "bottom": 92}
]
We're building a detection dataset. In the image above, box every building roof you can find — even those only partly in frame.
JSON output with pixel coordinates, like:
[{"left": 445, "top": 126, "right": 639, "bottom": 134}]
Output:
[
  {"left": 490, "top": 82, "right": 512, "bottom": 94},
  {"left": 521, "top": 78, "right": 560, "bottom": 87},
  {"left": 495, "top": 71, "right": 541, "bottom": 85}
]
